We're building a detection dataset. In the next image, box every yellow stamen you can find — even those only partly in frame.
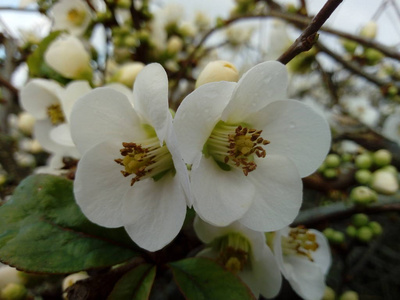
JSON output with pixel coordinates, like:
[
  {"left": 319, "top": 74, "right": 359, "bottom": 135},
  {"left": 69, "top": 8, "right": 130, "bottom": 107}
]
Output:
[
  {"left": 47, "top": 104, "right": 65, "bottom": 125},
  {"left": 282, "top": 226, "right": 319, "bottom": 262}
]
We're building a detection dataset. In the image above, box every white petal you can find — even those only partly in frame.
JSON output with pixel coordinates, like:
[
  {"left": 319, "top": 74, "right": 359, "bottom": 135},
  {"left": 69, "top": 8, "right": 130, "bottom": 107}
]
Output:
[
  {"left": 74, "top": 140, "right": 130, "bottom": 228},
  {"left": 60, "top": 80, "right": 92, "bottom": 123},
  {"left": 191, "top": 155, "right": 255, "bottom": 227},
  {"left": 50, "top": 124, "right": 75, "bottom": 147},
  {"left": 106, "top": 82, "right": 135, "bottom": 105},
  {"left": 174, "top": 81, "right": 236, "bottom": 164},
  {"left": 250, "top": 100, "right": 331, "bottom": 177},
  {"left": 20, "top": 79, "right": 62, "bottom": 119},
  {"left": 221, "top": 61, "right": 288, "bottom": 124},
  {"left": 193, "top": 216, "right": 237, "bottom": 244},
  {"left": 70, "top": 87, "right": 146, "bottom": 154},
  {"left": 239, "top": 155, "right": 302, "bottom": 232},
  {"left": 122, "top": 173, "right": 187, "bottom": 252},
  {"left": 310, "top": 229, "right": 332, "bottom": 275},
  {"left": 133, "top": 63, "right": 170, "bottom": 143}
]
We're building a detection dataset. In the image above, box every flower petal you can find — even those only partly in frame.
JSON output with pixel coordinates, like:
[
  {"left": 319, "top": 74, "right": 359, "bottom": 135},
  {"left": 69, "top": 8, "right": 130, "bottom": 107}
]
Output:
[
  {"left": 133, "top": 63, "right": 170, "bottom": 143},
  {"left": 50, "top": 123, "right": 75, "bottom": 147},
  {"left": 249, "top": 99, "right": 331, "bottom": 177},
  {"left": 70, "top": 87, "right": 146, "bottom": 154},
  {"left": 239, "top": 155, "right": 302, "bottom": 232},
  {"left": 122, "top": 172, "right": 187, "bottom": 251},
  {"left": 310, "top": 229, "right": 332, "bottom": 275},
  {"left": 74, "top": 140, "right": 130, "bottom": 228},
  {"left": 174, "top": 81, "right": 236, "bottom": 164},
  {"left": 193, "top": 216, "right": 237, "bottom": 244},
  {"left": 191, "top": 155, "right": 255, "bottom": 227},
  {"left": 221, "top": 61, "right": 288, "bottom": 124},
  {"left": 20, "top": 79, "right": 62, "bottom": 119},
  {"left": 59, "top": 80, "right": 92, "bottom": 123}
]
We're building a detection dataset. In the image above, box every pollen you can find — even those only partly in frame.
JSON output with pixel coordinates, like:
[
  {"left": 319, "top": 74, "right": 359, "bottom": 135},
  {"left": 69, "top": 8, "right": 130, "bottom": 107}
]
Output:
[
  {"left": 206, "top": 121, "right": 270, "bottom": 175},
  {"left": 114, "top": 138, "right": 174, "bottom": 186},
  {"left": 47, "top": 104, "right": 65, "bottom": 125},
  {"left": 282, "top": 226, "right": 319, "bottom": 262}
]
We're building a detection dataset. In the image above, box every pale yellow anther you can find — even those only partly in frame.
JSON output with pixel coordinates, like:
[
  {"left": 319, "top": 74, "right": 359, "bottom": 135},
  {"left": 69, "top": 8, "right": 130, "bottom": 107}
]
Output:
[
  {"left": 47, "top": 104, "right": 65, "bottom": 125},
  {"left": 225, "top": 257, "right": 242, "bottom": 274}
]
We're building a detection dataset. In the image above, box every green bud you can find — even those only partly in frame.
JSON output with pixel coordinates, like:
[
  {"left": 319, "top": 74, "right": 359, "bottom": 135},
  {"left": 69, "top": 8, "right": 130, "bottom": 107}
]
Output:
[
  {"left": 318, "top": 162, "right": 326, "bottom": 173},
  {"left": 369, "top": 221, "right": 383, "bottom": 236},
  {"left": 322, "top": 286, "right": 336, "bottom": 300},
  {"left": 323, "top": 228, "right": 335, "bottom": 239},
  {"left": 331, "top": 231, "right": 345, "bottom": 244},
  {"left": 341, "top": 153, "right": 353, "bottom": 163},
  {"left": 380, "top": 165, "right": 398, "bottom": 177},
  {"left": 325, "top": 154, "right": 341, "bottom": 168},
  {"left": 352, "top": 213, "right": 369, "bottom": 227},
  {"left": 0, "top": 283, "right": 27, "bottom": 300},
  {"left": 341, "top": 39, "right": 358, "bottom": 54},
  {"left": 372, "top": 149, "right": 392, "bottom": 167},
  {"left": 370, "top": 170, "right": 399, "bottom": 195},
  {"left": 355, "top": 169, "right": 372, "bottom": 185},
  {"left": 387, "top": 85, "right": 398, "bottom": 98},
  {"left": 350, "top": 186, "right": 378, "bottom": 205},
  {"left": 323, "top": 168, "right": 339, "bottom": 179},
  {"left": 346, "top": 225, "right": 357, "bottom": 237},
  {"left": 340, "top": 290, "right": 359, "bottom": 300},
  {"left": 357, "top": 226, "right": 374, "bottom": 242},
  {"left": 364, "top": 48, "right": 384, "bottom": 65},
  {"left": 355, "top": 153, "right": 372, "bottom": 169}
]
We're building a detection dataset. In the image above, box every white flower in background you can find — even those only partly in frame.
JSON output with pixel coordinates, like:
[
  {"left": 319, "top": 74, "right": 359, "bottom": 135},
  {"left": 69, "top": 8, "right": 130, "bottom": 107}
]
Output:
[
  {"left": 265, "top": 20, "right": 292, "bottom": 60},
  {"left": 108, "top": 62, "right": 145, "bottom": 88},
  {"left": 340, "top": 95, "right": 379, "bottom": 127},
  {"left": 70, "top": 64, "right": 191, "bottom": 251},
  {"left": 382, "top": 113, "right": 400, "bottom": 145},
  {"left": 50, "top": 0, "right": 92, "bottom": 36},
  {"left": 195, "top": 60, "right": 239, "bottom": 89},
  {"left": 174, "top": 61, "right": 331, "bottom": 231},
  {"left": 44, "top": 34, "right": 92, "bottom": 80},
  {"left": 194, "top": 217, "right": 282, "bottom": 299},
  {"left": 226, "top": 24, "right": 254, "bottom": 46},
  {"left": 270, "top": 226, "right": 332, "bottom": 300},
  {"left": 17, "top": 111, "right": 35, "bottom": 135}
]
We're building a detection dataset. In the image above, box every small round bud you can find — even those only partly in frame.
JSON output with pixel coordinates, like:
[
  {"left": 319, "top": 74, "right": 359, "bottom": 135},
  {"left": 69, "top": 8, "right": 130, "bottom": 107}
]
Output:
[
  {"left": 357, "top": 226, "right": 374, "bottom": 242},
  {"left": 341, "top": 39, "right": 358, "bottom": 54},
  {"left": 346, "top": 225, "right": 357, "bottom": 237},
  {"left": 322, "top": 286, "right": 336, "bottom": 300},
  {"left": 352, "top": 213, "right": 369, "bottom": 227},
  {"left": 331, "top": 231, "right": 345, "bottom": 244},
  {"left": 364, "top": 48, "right": 384, "bottom": 65},
  {"left": 341, "top": 153, "right": 353, "bottom": 163},
  {"left": 166, "top": 36, "right": 183, "bottom": 54},
  {"left": 360, "top": 21, "right": 377, "bottom": 39},
  {"left": 387, "top": 85, "right": 398, "bottom": 98},
  {"left": 350, "top": 186, "right": 378, "bottom": 205},
  {"left": 323, "top": 228, "right": 335, "bottom": 239},
  {"left": 369, "top": 221, "right": 383, "bottom": 236},
  {"left": 355, "top": 169, "right": 372, "bottom": 185},
  {"left": 323, "top": 168, "right": 339, "bottom": 179},
  {"left": 318, "top": 162, "right": 326, "bottom": 173},
  {"left": 355, "top": 153, "right": 372, "bottom": 169},
  {"left": 340, "top": 290, "right": 359, "bottom": 300},
  {"left": 195, "top": 61, "right": 239, "bottom": 89},
  {"left": 370, "top": 170, "right": 399, "bottom": 195},
  {"left": 17, "top": 112, "right": 35, "bottom": 135},
  {"left": 109, "top": 62, "right": 145, "bottom": 88},
  {"left": 380, "top": 165, "right": 398, "bottom": 177},
  {"left": 325, "top": 154, "right": 341, "bottom": 168},
  {"left": 372, "top": 149, "right": 392, "bottom": 167},
  {"left": 0, "top": 283, "right": 27, "bottom": 300}
]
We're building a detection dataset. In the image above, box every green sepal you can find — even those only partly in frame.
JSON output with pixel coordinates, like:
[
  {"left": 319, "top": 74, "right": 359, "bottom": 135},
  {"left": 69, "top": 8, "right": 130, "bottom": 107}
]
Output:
[
  {"left": 0, "top": 174, "right": 140, "bottom": 274},
  {"left": 169, "top": 257, "right": 256, "bottom": 300}
]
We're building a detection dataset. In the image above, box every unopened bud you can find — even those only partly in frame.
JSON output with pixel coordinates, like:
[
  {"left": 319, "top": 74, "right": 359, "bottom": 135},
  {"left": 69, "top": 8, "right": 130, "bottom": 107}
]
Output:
[
  {"left": 352, "top": 213, "right": 369, "bottom": 228},
  {"left": 346, "top": 225, "right": 357, "bottom": 237},
  {"left": 17, "top": 112, "right": 35, "bottom": 135},
  {"left": 355, "top": 169, "right": 372, "bottom": 185},
  {"left": 357, "top": 226, "right": 373, "bottom": 242},
  {"left": 340, "top": 290, "right": 359, "bottom": 300},
  {"left": 109, "top": 62, "right": 145, "bottom": 88},
  {"left": 372, "top": 149, "right": 392, "bottom": 167},
  {"left": 360, "top": 21, "right": 377, "bottom": 39},
  {"left": 195, "top": 61, "right": 239, "bottom": 88},
  {"left": 350, "top": 186, "right": 378, "bottom": 205},
  {"left": 322, "top": 286, "right": 336, "bottom": 300},
  {"left": 167, "top": 36, "right": 183, "bottom": 54},
  {"left": 369, "top": 221, "right": 383, "bottom": 236},
  {"left": 325, "top": 154, "right": 341, "bottom": 168},
  {"left": 370, "top": 170, "right": 399, "bottom": 195},
  {"left": 0, "top": 283, "right": 27, "bottom": 300},
  {"left": 355, "top": 153, "right": 372, "bottom": 169}
]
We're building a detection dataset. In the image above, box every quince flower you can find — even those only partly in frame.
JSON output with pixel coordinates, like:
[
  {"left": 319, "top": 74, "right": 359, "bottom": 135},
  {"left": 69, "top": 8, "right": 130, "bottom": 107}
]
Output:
[
  {"left": 50, "top": 0, "right": 92, "bottom": 36},
  {"left": 70, "top": 64, "right": 191, "bottom": 251},
  {"left": 269, "top": 226, "right": 332, "bottom": 300},
  {"left": 174, "top": 61, "right": 331, "bottom": 231},
  {"left": 194, "top": 217, "right": 282, "bottom": 298}
]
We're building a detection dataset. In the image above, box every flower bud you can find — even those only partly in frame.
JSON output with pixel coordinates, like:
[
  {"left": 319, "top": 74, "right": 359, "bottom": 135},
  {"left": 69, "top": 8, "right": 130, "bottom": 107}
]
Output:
[
  {"left": 323, "top": 168, "right": 339, "bottom": 179},
  {"left": 364, "top": 48, "right": 384, "bottom": 65},
  {"left": 346, "top": 225, "right": 357, "bottom": 237},
  {"left": 325, "top": 154, "right": 341, "bottom": 168},
  {"left": 352, "top": 213, "right": 369, "bottom": 228},
  {"left": 0, "top": 283, "right": 27, "bottom": 300},
  {"left": 195, "top": 61, "right": 239, "bottom": 89},
  {"left": 357, "top": 226, "right": 373, "bottom": 242},
  {"left": 341, "top": 39, "right": 358, "bottom": 54},
  {"left": 372, "top": 149, "right": 392, "bottom": 167},
  {"left": 370, "top": 170, "right": 399, "bottom": 195},
  {"left": 350, "top": 186, "right": 378, "bottom": 205},
  {"left": 17, "top": 112, "right": 35, "bottom": 135},
  {"left": 369, "top": 221, "right": 383, "bottom": 236},
  {"left": 340, "top": 290, "right": 359, "bottom": 300},
  {"left": 354, "top": 169, "right": 372, "bottom": 185},
  {"left": 355, "top": 153, "right": 372, "bottom": 169},
  {"left": 360, "top": 21, "right": 377, "bottom": 39},
  {"left": 331, "top": 231, "right": 345, "bottom": 244},
  {"left": 322, "top": 286, "right": 336, "bottom": 300},
  {"left": 166, "top": 36, "right": 183, "bottom": 54},
  {"left": 380, "top": 165, "right": 398, "bottom": 177},
  {"left": 108, "top": 62, "right": 145, "bottom": 88},
  {"left": 323, "top": 227, "right": 335, "bottom": 239},
  {"left": 0, "top": 266, "right": 23, "bottom": 290}
]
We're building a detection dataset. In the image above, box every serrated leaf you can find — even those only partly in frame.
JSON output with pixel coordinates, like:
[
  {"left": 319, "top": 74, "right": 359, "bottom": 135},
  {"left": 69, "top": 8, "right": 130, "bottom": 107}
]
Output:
[
  {"left": 0, "top": 174, "right": 140, "bottom": 274},
  {"left": 169, "top": 257, "right": 256, "bottom": 300},
  {"left": 107, "top": 264, "right": 156, "bottom": 300}
]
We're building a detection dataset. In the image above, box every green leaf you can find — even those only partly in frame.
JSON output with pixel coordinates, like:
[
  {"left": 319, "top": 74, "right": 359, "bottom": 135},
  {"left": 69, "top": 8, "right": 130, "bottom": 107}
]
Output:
[
  {"left": 0, "top": 174, "right": 140, "bottom": 274},
  {"left": 107, "top": 264, "right": 156, "bottom": 300},
  {"left": 169, "top": 257, "right": 256, "bottom": 300}
]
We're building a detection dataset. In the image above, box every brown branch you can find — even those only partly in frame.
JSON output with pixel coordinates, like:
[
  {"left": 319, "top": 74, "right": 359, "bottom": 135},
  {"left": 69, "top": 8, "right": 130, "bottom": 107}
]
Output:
[
  {"left": 0, "top": 76, "right": 18, "bottom": 97},
  {"left": 277, "top": 0, "right": 343, "bottom": 64}
]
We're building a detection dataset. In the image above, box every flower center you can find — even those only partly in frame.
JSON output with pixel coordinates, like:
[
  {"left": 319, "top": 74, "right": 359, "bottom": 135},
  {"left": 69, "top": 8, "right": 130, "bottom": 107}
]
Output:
[
  {"left": 47, "top": 104, "right": 65, "bottom": 125},
  {"left": 204, "top": 121, "right": 269, "bottom": 175},
  {"left": 114, "top": 136, "right": 174, "bottom": 186},
  {"left": 281, "top": 226, "right": 319, "bottom": 262},
  {"left": 67, "top": 8, "right": 87, "bottom": 26},
  {"left": 214, "top": 232, "right": 251, "bottom": 274}
]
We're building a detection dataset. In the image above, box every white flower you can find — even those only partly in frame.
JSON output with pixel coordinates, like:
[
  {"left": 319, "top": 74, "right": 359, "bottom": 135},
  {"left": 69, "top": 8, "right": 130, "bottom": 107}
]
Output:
[
  {"left": 70, "top": 63, "right": 191, "bottom": 251},
  {"left": 44, "top": 34, "right": 92, "bottom": 80},
  {"left": 51, "top": 0, "right": 92, "bottom": 36},
  {"left": 340, "top": 95, "right": 379, "bottom": 127},
  {"left": 174, "top": 61, "right": 331, "bottom": 231},
  {"left": 270, "top": 226, "right": 332, "bottom": 300},
  {"left": 194, "top": 217, "right": 282, "bottom": 299}
]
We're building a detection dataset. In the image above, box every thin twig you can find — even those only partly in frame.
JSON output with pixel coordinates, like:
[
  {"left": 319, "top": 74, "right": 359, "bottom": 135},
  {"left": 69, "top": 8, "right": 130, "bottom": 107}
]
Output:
[{"left": 0, "top": 76, "right": 18, "bottom": 97}]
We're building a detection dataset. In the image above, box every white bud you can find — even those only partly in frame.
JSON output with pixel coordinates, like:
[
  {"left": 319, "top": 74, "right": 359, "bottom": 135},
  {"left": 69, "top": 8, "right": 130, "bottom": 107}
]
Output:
[
  {"left": 370, "top": 170, "right": 399, "bottom": 195},
  {"left": 109, "top": 62, "right": 145, "bottom": 88},
  {"left": 0, "top": 266, "right": 23, "bottom": 290},
  {"left": 195, "top": 60, "right": 239, "bottom": 89},
  {"left": 360, "top": 21, "right": 377, "bottom": 39},
  {"left": 17, "top": 112, "right": 35, "bottom": 135},
  {"left": 167, "top": 36, "right": 183, "bottom": 54}
]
